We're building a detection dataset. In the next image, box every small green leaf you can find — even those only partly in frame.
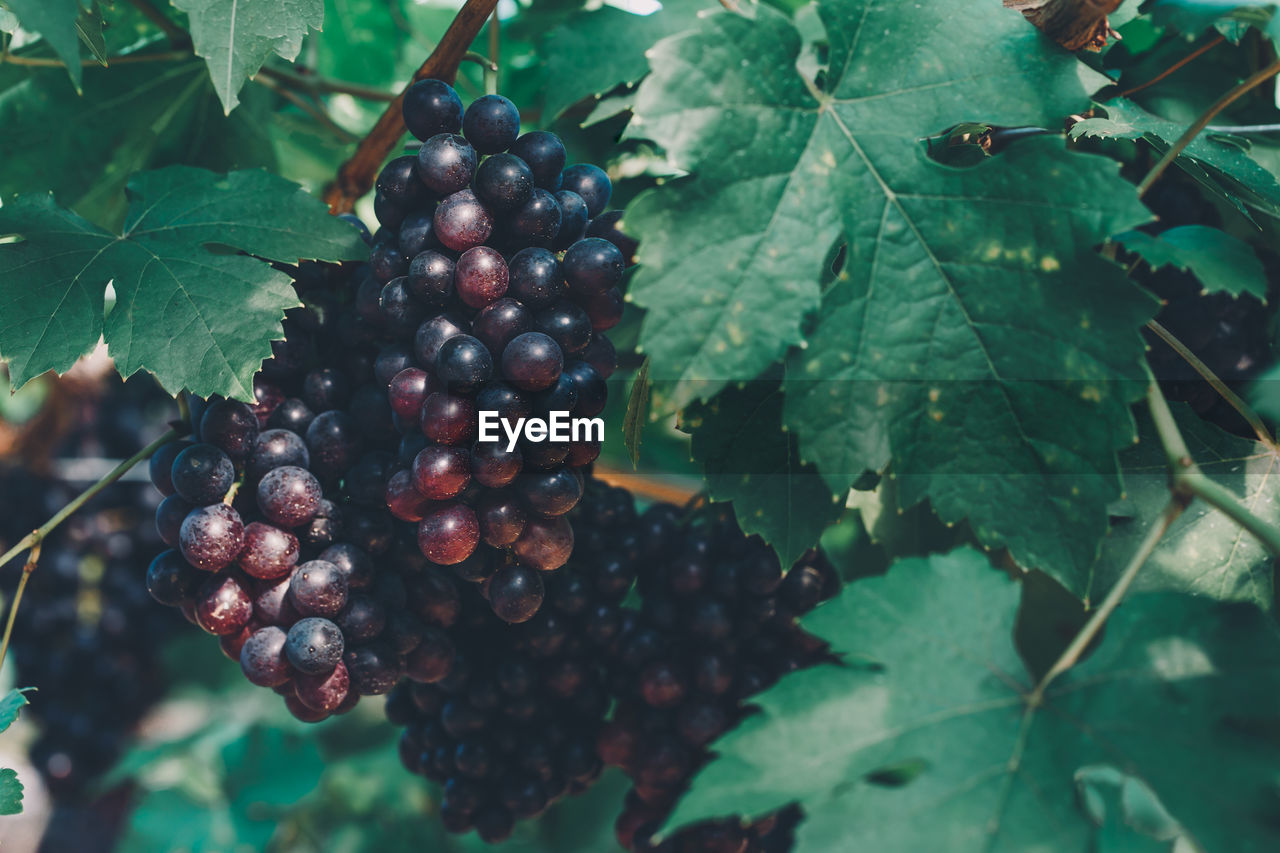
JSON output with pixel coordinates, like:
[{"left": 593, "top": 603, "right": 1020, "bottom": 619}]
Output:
[
  {"left": 1072, "top": 98, "right": 1280, "bottom": 222},
  {"left": 667, "top": 548, "right": 1280, "bottom": 851},
  {"left": 1147, "top": 0, "right": 1280, "bottom": 46},
  {"left": 0, "top": 687, "right": 33, "bottom": 733},
  {"left": 1114, "top": 226, "right": 1268, "bottom": 300},
  {"left": 681, "top": 378, "right": 842, "bottom": 566},
  {"left": 3, "top": 0, "right": 89, "bottom": 89},
  {"left": 75, "top": 1, "right": 106, "bottom": 65},
  {"left": 172, "top": 0, "right": 324, "bottom": 113},
  {"left": 0, "top": 167, "right": 365, "bottom": 399},
  {"left": 623, "top": 357, "right": 651, "bottom": 469},
  {"left": 0, "top": 768, "right": 23, "bottom": 815}
]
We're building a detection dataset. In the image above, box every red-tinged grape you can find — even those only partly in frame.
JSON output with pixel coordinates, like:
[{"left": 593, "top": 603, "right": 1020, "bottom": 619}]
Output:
[
  {"left": 434, "top": 189, "right": 493, "bottom": 252},
  {"left": 241, "top": 626, "right": 292, "bottom": 687},
  {"left": 488, "top": 564, "right": 544, "bottom": 623},
  {"left": 513, "top": 516, "right": 573, "bottom": 571},
  {"left": 252, "top": 574, "right": 296, "bottom": 626},
  {"left": 288, "top": 560, "right": 349, "bottom": 617},
  {"left": 389, "top": 368, "right": 434, "bottom": 422},
  {"left": 565, "top": 439, "right": 601, "bottom": 467},
  {"left": 418, "top": 504, "right": 480, "bottom": 565},
  {"left": 387, "top": 468, "right": 433, "bottom": 521},
  {"left": 179, "top": 503, "right": 245, "bottom": 571},
  {"left": 284, "top": 692, "right": 330, "bottom": 723},
  {"left": 501, "top": 332, "right": 563, "bottom": 391},
  {"left": 295, "top": 660, "right": 350, "bottom": 712},
  {"left": 412, "top": 445, "right": 471, "bottom": 500},
  {"left": 582, "top": 287, "right": 624, "bottom": 333},
  {"left": 471, "top": 441, "right": 522, "bottom": 488},
  {"left": 257, "top": 465, "right": 322, "bottom": 528},
  {"left": 477, "top": 491, "right": 527, "bottom": 546},
  {"left": 194, "top": 571, "right": 252, "bottom": 635},
  {"left": 238, "top": 521, "right": 300, "bottom": 580},
  {"left": 455, "top": 246, "right": 509, "bottom": 309},
  {"left": 220, "top": 625, "right": 253, "bottom": 661},
  {"left": 200, "top": 400, "right": 259, "bottom": 462},
  {"left": 516, "top": 468, "right": 583, "bottom": 518},
  {"left": 421, "top": 393, "right": 477, "bottom": 446}
]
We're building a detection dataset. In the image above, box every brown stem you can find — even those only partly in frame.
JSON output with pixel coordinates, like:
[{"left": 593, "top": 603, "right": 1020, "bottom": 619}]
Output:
[
  {"left": 257, "top": 65, "right": 397, "bottom": 102},
  {"left": 127, "top": 0, "right": 191, "bottom": 48},
  {"left": 1137, "top": 58, "right": 1280, "bottom": 197},
  {"left": 0, "top": 50, "right": 189, "bottom": 68},
  {"left": 1115, "top": 35, "right": 1225, "bottom": 99},
  {"left": 253, "top": 75, "right": 358, "bottom": 143},
  {"left": 322, "top": 0, "right": 501, "bottom": 213},
  {"left": 0, "top": 542, "right": 41, "bottom": 677}
]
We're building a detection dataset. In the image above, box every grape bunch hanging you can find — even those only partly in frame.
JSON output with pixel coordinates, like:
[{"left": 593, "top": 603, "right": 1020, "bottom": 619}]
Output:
[{"left": 142, "top": 79, "right": 627, "bottom": 723}]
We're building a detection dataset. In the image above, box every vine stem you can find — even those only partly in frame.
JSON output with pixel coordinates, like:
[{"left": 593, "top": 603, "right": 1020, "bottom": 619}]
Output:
[
  {"left": 1145, "top": 319, "right": 1278, "bottom": 451},
  {"left": 0, "top": 428, "right": 179, "bottom": 674},
  {"left": 486, "top": 9, "right": 500, "bottom": 95},
  {"left": 126, "top": 0, "right": 191, "bottom": 47},
  {"left": 1137, "top": 57, "right": 1280, "bottom": 197},
  {"left": 0, "top": 50, "right": 189, "bottom": 67},
  {"left": 0, "top": 542, "right": 42, "bottom": 676},
  {"left": 1115, "top": 34, "right": 1224, "bottom": 99},
  {"left": 323, "top": 0, "right": 501, "bottom": 213},
  {"left": 253, "top": 74, "right": 359, "bottom": 143},
  {"left": 257, "top": 65, "right": 396, "bottom": 103}
]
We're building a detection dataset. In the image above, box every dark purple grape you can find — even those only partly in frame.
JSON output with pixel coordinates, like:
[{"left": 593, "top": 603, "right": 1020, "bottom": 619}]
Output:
[
  {"left": 564, "top": 361, "right": 608, "bottom": 417},
  {"left": 455, "top": 246, "right": 509, "bottom": 309},
  {"left": 581, "top": 335, "right": 617, "bottom": 379},
  {"left": 477, "top": 490, "right": 527, "bottom": 546},
  {"left": 171, "top": 443, "right": 234, "bottom": 506},
  {"left": 246, "top": 428, "right": 310, "bottom": 482},
  {"left": 582, "top": 287, "right": 624, "bottom": 332},
  {"left": 380, "top": 277, "right": 426, "bottom": 337},
  {"left": 267, "top": 398, "right": 315, "bottom": 434},
  {"left": 374, "top": 191, "right": 406, "bottom": 230},
  {"left": 418, "top": 504, "right": 480, "bottom": 565},
  {"left": 565, "top": 439, "right": 601, "bottom": 468},
  {"left": 489, "top": 564, "right": 544, "bottom": 623},
  {"left": 370, "top": 239, "right": 410, "bottom": 282},
  {"left": 521, "top": 439, "right": 569, "bottom": 471},
  {"left": 241, "top": 626, "right": 292, "bottom": 687},
  {"left": 434, "top": 189, "right": 493, "bottom": 252},
  {"left": 156, "top": 494, "right": 194, "bottom": 547},
  {"left": 251, "top": 377, "right": 285, "bottom": 428},
  {"left": 146, "top": 549, "right": 202, "bottom": 606},
  {"left": 560, "top": 164, "right": 611, "bottom": 217},
  {"left": 412, "top": 445, "right": 471, "bottom": 500},
  {"left": 517, "top": 468, "right": 583, "bottom": 518},
  {"left": 471, "top": 441, "right": 522, "bottom": 488},
  {"left": 420, "top": 393, "right": 477, "bottom": 446},
  {"left": 510, "top": 188, "right": 562, "bottom": 245},
  {"left": 284, "top": 691, "right": 331, "bottom": 723},
  {"left": 256, "top": 465, "right": 322, "bottom": 528},
  {"left": 200, "top": 400, "right": 259, "bottom": 462},
  {"left": 507, "top": 248, "right": 563, "bottom": 309},
  {"left": 344, "top": 643, "right": 401, "bottom": 695},
  {"left": 475, "top": 806, "right": 515, "bottom": 843},
  {"left": 336, "top": 594, "right": 387, "bottom": 643},
  {"left": 288, "top": 559, "right": 349, "bottom": 617},
  {"left": 553, "top": 190, "right": 590, "bottom": 249},
  {"left": 437, "top": 335, "right": 493, "bottom": 392},
  {"left": 413, "top": 312, "right": 469, "bottom": 370},
  {"left": 564, "top": 237, "right": 625, "bottom": 296},
  {"left": 305, "top": 411, "right": 362, "bottom": 480},
  {"left": 586, "top": 209, "right": 639, "bottom": 264},
  {"left": 501, "top": 332, "right": 563, "bottom": 392},
  {"left": 238, "top": 521, "right": 300, "bottom": 580},
  {"left": 534, "top": 301, "right": 592, "bottom": 355},
  {"left": 513, "top": 516, "right": 573, "bottom": 571},
  {"left": 389, "top": 368, "right": 434, "bottom": 423},
  {"left": 403, "top": 78, "right": 464, "bottom": 141},
  {"left": 471, "top": 299, "right": 533, "bottom": 356},
  {"left": 532, "top": 372, "right": 578, "bottom": 414},
  {"left": 286, "top": 617, "right": 345, "bottom": 675},
  {"left": 253, "top": 575, "right": 295, "bottom": 626},
  {"left": 398, "top": 211, "right": 437, "bottom": 258},
  {"left": 510, "top": 131, "right": 566, "bottom": 190},
  {"left": 377, "top": 155, "right": 429, "bottom": 207},
  {"left": 295, "top": 660, "right": 350, "bottom": 712},
  {"left": 179, "top": 503, "right": 245, "bottom": 571},
  {"left": 320, "top": 543, "right": 375, "bottom": 590},
  {"left": 462, "top": 94, "right": 520, "bottom": 154},
  {"left": 194, "top": 571, "right": 252, "bottom": 635},
  {"left": 303, "top": 368, "right": 351, "bottom": 413},
  {"left": 416, "top": 133, "right": 478, "bottom": 195},
  {"left": 474, "top": 153, "right": 534, "bottom": 212},
  {"left": 149, "top": 439, "right": 192, "bottom": 496},
  {"left": 406, "top": 250, "right": 456, "bottom": 306},
  {"left": 302, "top": 499, "right": 343, "bottom": 549},
  {"left": 406, "top": 626, "right": 455, "bottom": 682},
  {"left": 475, "top": 382, "right": 531, "bottom": 424}
]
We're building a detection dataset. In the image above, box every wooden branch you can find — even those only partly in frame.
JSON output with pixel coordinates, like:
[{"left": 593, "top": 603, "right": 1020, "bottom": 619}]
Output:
[
  {"left": 1005, "top": 0, "right": 1122, "bottom": 52},
  {"left": 323, "top": 0, "right": 500, "bottom": 213}
]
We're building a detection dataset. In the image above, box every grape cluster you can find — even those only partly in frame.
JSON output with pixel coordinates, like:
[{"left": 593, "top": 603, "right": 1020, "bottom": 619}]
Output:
[
  {"left": 372, "top": 79, "right": 624, "bottom": 623},
  {"left": 587, "top": 500, "right": 838, "bottom": 852}
]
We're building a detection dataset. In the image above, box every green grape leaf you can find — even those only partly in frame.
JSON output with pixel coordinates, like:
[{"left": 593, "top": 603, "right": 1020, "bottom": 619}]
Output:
[
  {"left": 681, "top": 378, "right": 843, "bottom": 566},
  {"left": 623, "top": 356, "right": 651, "bottom": 468},
  {"left": 625, "top": 0, "right": 1118, "bottom": 415},
  {"left": 172, "top": 0, "right": 324, "bottom": 114},
  {"left": 667, "top": 547, "right": 1280, "bottom": 851},
  {"left": 0, "top": 58, "right": 277, "bottom": 229},
  {"left": 1113, "top": 225, "right": 1267, "bottom": 300},
  {"left": 0, "top": 768, "right": 23, "bottom": 816},
  {"left": 1071, "top": 98, "right": 1280, "bottom": 222},
  {"left": 1146, "top": 0, "right": 1280, "bottom": 45},
  {"left": 541, "top": 0, "right": 710, "bottom": 123},
  {"left": 1088, "top": 403, "right": 1279, "bottom": 610},
  {"left": 76, "top": 2, "right": 107, "bottom": 65},
  {"left": 3, "top": 0, "right": 89, "bottom": 89},
  {"left": 0, "top": 687, "right": 33, "bottom": 733},
  {"left": 313, "top": 0, "right": 401, "bottom": 90},
  {"left": 0, "top": 167, "right": 365, "bottom": 398}
]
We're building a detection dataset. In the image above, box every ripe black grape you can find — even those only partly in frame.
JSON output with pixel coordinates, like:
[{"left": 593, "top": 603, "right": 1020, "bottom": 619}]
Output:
[
  {"left": 507, "top": 247, "right": 563, "bottom": 308},
  {"left": 560, "top": 164, "right": 611, "bottom": 217},
  {"left": 501, "top": 332, "right": 563, "bottom": 391},
  {"left": 474, "top": 153, "right": 534, "bottom": 212},
  {"left": 286, "top": 617, "right": 345, "bottom": 674},
  {"left": 241, "top": 626, "right": 292, "bottom": 687},
  {"left": 171, "top": 443, "right": 235, "bottom": 505},
  {"left": 416, "top": 133, "right": 478, "bottom": 195},
  {"left": 179, "top": 503, "right": 245, "bottom": 571},
  {"left": 563, "top": 237, "right": 625, "bottom": 296},
  {"left": 455, "top": 246, "right": 509, "bottom": 309},
  {"left": 437, "top": 335, "right": 494, "bottom": 392},
  {"left": 462, "top": 94, "right": 520, "bottom": 154},
  {"left": 403, "top": 78, "right": 464, "bottom": 141},
  {"left": 510, "top": 131, "right": 567, "bottom": 190},
  {"left": 257, "top": 465, "right": 322, "bottom": 528},
  {"left": 407, "top": 249, "right": 456, "bottom": 307}
]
